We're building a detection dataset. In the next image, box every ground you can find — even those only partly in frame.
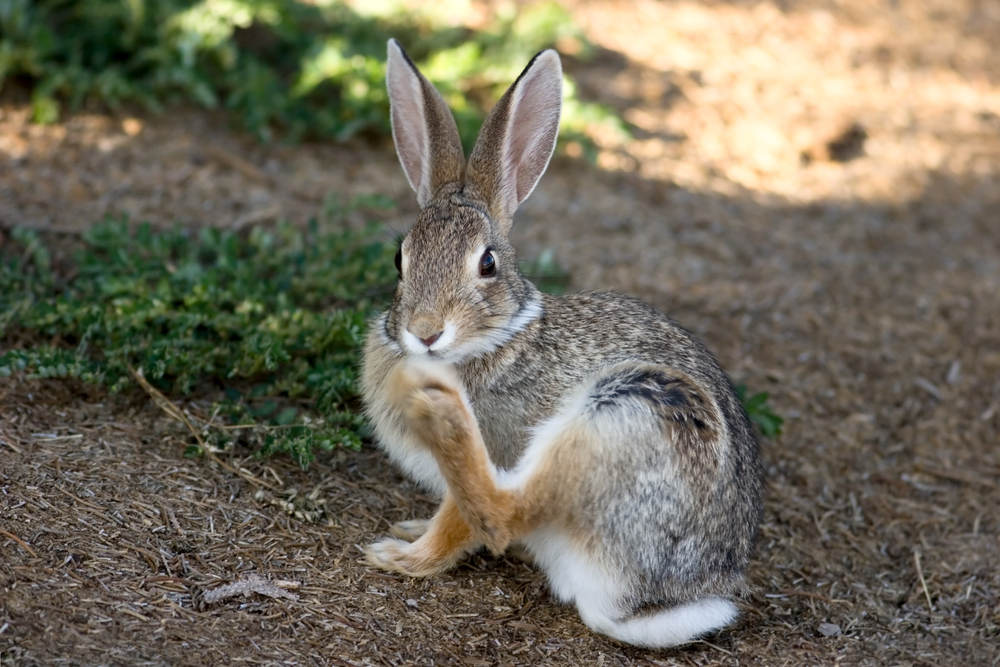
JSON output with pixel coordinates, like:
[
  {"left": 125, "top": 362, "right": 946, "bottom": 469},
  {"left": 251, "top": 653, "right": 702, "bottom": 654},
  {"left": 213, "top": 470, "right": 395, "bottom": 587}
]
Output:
[{"left": 2, "top": 0, "right": 1000, "bottom": 665}]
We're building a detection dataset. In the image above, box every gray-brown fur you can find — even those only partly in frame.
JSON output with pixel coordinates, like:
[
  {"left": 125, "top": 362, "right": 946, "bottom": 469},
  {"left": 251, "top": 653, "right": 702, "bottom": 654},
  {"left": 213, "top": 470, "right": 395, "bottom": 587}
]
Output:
[
  {"left": 459, "top": 296, "right": 762, "bottom": 606},
  {"left": 362, "top": 39, "right": 764, "bottom": 647}
]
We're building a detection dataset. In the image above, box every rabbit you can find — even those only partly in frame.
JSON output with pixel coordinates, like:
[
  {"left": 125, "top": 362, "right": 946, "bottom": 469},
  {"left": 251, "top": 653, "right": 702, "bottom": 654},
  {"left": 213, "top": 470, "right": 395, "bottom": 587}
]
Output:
[{"left": 360, "top": 39, "right": 765, "bottom": 648}]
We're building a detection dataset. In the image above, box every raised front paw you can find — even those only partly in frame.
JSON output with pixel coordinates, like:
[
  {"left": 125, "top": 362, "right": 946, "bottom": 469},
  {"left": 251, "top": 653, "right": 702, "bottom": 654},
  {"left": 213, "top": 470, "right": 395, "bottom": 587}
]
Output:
[
  {"left": 387, "top": 360, "right": 472, "bottom": 449},
  {"left": 364, "top": 537, "right": 454, "bottom": 578},
  {"left": 387, "top": 359, "right": 462, "bottom": 409}
]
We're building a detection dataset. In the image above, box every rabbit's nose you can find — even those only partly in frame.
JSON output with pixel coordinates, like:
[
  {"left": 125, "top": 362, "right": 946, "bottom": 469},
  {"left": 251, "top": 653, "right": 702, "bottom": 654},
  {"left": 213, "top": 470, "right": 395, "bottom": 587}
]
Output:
[
  {"left": 419, "top": 331, "right": 442, "bottom": 347},
  {"left": 409, "top": 314, "right": 445, "bottom": 348}
]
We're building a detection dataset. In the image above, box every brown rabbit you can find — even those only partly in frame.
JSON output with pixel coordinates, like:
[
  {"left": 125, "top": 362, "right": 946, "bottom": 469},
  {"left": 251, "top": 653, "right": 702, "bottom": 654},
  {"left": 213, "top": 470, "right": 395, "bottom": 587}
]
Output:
[{"left": 360, "top": 39, "right": 764, "bottom": 647}]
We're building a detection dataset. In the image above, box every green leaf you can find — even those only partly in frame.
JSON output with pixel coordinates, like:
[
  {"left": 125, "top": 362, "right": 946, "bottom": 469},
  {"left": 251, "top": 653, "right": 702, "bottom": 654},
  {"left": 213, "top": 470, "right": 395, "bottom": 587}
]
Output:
[
  {"left": 0, "top": 215, "right": 398, "bottom": 468},
  {"left": 274, "top": 407, "right": 298, "bottom": 426},
  {"left": 735, "top": 385, "right": 784, "bottom": 438}
]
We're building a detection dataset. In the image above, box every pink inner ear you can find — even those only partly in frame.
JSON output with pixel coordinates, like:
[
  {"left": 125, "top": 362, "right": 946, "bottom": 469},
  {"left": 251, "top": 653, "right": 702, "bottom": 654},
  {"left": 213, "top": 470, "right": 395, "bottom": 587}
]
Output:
[
  {"left": 501, "top": 53, "right": 563, "bottom": 212},
  {"left": 509, "top": 93, "right": 557, "bottom": 203},
  {"left": 386, "top": 40, "right": 466, "bottom": 208}
]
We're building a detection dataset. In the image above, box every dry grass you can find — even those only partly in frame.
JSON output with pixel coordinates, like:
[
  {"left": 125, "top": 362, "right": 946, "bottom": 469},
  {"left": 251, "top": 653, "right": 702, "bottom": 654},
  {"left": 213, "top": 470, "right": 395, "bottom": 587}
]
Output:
[{"left": 3, "top": 0, "right": 1000, "bottom": 665}]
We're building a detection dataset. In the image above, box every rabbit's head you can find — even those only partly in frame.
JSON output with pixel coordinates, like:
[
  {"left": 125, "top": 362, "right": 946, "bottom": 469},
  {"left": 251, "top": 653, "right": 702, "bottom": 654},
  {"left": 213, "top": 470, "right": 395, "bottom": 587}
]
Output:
[{"left": 383, "top": 39, "right": 562, "bottom": 363}]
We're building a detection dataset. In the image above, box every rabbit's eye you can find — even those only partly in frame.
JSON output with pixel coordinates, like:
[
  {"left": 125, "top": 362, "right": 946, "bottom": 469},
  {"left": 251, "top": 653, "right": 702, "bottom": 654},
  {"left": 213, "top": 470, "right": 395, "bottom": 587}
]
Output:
[
  {"left": 394, "top": 248, "right": 403, "bottom": 277},
  {"left": 479, "top": 250, "right": 496, "bottom": 277}
]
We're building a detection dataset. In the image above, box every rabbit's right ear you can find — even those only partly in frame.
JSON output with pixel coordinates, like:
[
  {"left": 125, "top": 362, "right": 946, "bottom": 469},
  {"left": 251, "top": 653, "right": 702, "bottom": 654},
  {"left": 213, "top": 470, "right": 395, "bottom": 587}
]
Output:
[
  {"left": 465, "top": 50, "right": 562, "bottom": 233},
  {"left": 386, "top": 39, "right": 465, "bottom": 208}
]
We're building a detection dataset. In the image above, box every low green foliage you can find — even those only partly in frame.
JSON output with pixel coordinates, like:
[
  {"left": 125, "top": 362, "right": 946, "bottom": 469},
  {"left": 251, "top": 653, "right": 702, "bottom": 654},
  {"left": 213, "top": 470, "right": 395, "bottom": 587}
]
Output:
[
  {"left": 0, "top": 0, "right": 625, "bottom": 149},
  {"left": 0, "top": 198, "right": 397, "bottom": 467},
  {"left": 736, "top": 384, "right": 784, "bottom": 438},
  {"left": 518, "top": 248, "right": 570, "bottom": 296}
]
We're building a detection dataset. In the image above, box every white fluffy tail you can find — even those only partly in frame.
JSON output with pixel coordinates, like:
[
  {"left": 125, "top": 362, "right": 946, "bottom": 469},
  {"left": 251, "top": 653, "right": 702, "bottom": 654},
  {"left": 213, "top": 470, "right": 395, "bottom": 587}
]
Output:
[{"left": 579, "top": 596, "right": 738, "bottom": 648}]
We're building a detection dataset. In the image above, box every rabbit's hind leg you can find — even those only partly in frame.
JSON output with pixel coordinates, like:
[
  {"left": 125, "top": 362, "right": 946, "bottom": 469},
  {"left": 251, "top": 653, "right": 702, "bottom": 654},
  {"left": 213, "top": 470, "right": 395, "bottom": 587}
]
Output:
[{"left": 515, "top": 363, "right": 736, "bottom": 647}]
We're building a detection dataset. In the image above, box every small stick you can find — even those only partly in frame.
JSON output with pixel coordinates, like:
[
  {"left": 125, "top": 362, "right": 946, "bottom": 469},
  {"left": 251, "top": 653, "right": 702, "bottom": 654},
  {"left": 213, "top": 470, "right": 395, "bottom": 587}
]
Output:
[
  {"left": 775, "top": 589, "right": 852, "bottom": 605},
  {"left": 129, "top": 367, "right": 275, "bottom": 491},
  {"left": 915, "top": 464, "right": 996, "bottom": 489},
  {"left": 914, "top": 549, "right": 933, "bottom": 613},
  {"left": 0, "top": 529, "right": 38, "bottom": 557},
  {"left": 697, "top": 639, "right": 735, "bottom": 656}
]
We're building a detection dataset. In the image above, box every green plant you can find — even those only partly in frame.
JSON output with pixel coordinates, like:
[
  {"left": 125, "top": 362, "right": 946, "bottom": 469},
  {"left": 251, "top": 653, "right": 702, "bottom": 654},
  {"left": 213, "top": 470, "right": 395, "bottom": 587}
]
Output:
[
  {"left": 518, "top": 247, "right": 570, "bottom": 295},
  {"left": 0, "top": 0, "right": 626, "bottom": 150},
  {"left": 0, "top": 198, "right": 398, "bottom": 467},
  {"left": 736, "top": 384, "right": 784, "bottom": 438}
]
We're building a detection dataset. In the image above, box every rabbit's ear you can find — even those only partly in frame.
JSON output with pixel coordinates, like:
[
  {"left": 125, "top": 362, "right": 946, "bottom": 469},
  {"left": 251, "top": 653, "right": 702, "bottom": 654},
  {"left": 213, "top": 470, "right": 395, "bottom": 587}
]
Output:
[
  {"left": 466, "top": 50, "right": 562, "bottom": 232},
  {"left": 386, "top": 39, "right": 465, "bottom": 208}
]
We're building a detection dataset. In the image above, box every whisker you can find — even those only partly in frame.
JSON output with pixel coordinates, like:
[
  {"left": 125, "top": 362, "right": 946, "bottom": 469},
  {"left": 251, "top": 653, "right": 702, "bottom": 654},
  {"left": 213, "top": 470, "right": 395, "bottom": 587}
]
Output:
[{"left": 356, "top": 205, "right": 400, "bottom": 244}]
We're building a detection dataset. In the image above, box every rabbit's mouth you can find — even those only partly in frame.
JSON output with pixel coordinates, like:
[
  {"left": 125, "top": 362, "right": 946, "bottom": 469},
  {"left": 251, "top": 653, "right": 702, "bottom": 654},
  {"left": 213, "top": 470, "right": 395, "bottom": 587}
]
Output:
[{"left": 401, "top": 321, "right": 459, "bottom": 357}]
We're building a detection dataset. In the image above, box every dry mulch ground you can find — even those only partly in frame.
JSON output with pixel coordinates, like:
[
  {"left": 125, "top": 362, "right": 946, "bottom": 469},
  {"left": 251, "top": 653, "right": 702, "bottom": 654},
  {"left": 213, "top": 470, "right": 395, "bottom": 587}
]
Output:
[{"left": 2, "top": 0, "right": 1000, "bottom": 665}]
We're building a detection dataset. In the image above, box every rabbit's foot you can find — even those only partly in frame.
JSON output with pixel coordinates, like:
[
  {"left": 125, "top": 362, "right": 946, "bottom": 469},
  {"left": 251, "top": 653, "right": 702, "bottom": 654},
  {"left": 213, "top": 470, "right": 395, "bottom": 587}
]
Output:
[
  {"left": 406, "top": 386, "right": 469, "bottom": 453},
  {"left": 366, "top": 495, "right": 478, "bottom": 576},
  {"left": 390, "top": 519, "right": 430, "bottom": 542},
  {"left": 389, "top": 362, "right": 473, "bottom": 459},
  {"left": 364, "top": 537, "right": 450, "bottom": 577}
]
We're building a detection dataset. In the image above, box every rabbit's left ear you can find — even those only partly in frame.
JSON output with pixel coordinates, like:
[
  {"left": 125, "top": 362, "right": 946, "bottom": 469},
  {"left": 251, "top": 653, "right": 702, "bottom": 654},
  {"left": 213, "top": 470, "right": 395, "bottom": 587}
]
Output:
[
  {"left": 466, "top": 50, "right": 563, "bottom": 233},
  {"left": 386, "top": 39, "right": 466, "bottom": 208}
]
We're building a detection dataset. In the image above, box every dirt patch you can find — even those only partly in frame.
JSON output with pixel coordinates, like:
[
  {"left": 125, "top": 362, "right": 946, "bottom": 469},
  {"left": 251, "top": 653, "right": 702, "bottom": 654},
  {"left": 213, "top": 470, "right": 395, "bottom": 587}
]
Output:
[{"left": 3, "top": 0, "right": 1000, "bottom": 665}]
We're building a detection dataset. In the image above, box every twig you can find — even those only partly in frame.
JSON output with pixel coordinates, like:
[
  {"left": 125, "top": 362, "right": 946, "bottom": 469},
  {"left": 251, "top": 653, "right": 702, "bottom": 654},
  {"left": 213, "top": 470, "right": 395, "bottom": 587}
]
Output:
[
  {"left": 53, "top": 484, "right": 106, "bottom": 511},
  {"left": 696, "top": 639, "right": 735, "bottom": 656},
  {"left": 915, "top": 464, "right": 996, "bottom": 489},
  {"left": 0, "top": 437, "right": 23, "bottom": 454},
  {"left": 129, "top": 367, "right": 276, "bottom": 491},
  {"left": 914, "top": 549, "right": 934, "bottom": 613},
  {"left": 204, "top": 144, "right": 270, "bottom": 183},
  {"left": 203, "top": 573, "right": 299, "bottom": 604},
  {"left": 159, "top": 503, "right": 183, "bottom": 535},
  {"left": 771, "top": 589, "right": 851, "bottom": 604},
  {"left": 0, "top": 529, "right": 38, "bottom": 557}
]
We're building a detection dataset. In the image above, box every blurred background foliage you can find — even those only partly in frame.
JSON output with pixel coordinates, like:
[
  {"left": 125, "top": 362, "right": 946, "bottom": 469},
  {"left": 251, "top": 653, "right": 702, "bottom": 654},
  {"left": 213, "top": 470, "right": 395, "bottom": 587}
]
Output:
[{"left": 0, "top": 0, "right": 625, "bottom": 150}]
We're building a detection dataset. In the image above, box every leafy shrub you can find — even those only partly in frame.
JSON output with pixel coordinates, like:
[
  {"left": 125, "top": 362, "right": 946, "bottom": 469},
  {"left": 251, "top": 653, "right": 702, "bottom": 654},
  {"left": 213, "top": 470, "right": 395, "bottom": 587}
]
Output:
[{"left": 0, "top": 0, "right": 625, "bottom": 148}]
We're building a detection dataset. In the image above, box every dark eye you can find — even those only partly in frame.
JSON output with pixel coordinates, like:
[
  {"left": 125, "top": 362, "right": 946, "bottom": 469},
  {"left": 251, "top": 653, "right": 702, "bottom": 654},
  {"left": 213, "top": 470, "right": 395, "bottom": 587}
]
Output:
[
  {"left": 394, "top": 247, "right": 402, "bottom": 277},
  {"left": 479, "top": 250, "right": 496, "bottom": 277}
]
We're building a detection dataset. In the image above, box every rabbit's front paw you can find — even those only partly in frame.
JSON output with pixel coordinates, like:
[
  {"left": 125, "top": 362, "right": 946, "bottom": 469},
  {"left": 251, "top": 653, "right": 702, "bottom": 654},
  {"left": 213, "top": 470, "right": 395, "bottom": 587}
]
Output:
[
  {"left": 387, "top": 360, "right": 472, "bottom": 454},
  {"left": 406, "top": 384, "right": 469, "bottom": 446},
  {"left": 387, "top": 359, "right": 461, "bottom": 409}
]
